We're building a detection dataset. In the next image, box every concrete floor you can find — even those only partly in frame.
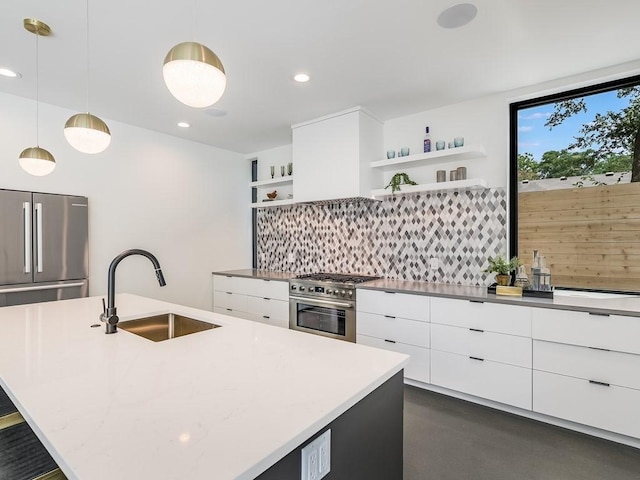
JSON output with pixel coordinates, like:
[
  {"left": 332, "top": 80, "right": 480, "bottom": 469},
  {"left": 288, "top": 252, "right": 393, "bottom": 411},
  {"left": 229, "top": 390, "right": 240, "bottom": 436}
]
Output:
[{"left": 404, "top": 385, "right": 640, "bottom": 480}]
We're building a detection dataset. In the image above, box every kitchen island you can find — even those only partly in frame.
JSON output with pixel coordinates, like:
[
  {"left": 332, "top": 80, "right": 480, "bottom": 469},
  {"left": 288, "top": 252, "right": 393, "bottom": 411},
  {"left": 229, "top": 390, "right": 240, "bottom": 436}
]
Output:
[{"left": 0, "top": 294, "right": 408, "bottom": 479}]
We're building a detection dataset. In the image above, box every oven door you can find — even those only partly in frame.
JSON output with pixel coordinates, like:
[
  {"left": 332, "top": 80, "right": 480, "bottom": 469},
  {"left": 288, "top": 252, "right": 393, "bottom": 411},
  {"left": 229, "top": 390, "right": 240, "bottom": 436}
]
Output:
[{"left": 289, "top": 295, "right": 355, "bottom": 342}]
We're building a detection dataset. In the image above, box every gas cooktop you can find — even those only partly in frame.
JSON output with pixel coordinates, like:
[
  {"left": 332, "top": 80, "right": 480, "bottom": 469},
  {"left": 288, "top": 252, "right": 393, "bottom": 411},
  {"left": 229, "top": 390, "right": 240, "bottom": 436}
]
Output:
[{"left": 294, "top": 273, "right": 380, "bottom": 284}]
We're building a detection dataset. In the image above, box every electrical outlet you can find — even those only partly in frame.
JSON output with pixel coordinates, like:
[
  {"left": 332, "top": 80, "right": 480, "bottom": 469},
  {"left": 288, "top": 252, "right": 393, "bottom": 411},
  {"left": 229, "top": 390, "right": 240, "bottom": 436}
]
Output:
[
  {"left": 429, "top": 257, "right": 439, "bottom": 270},
  {"left": 301, "top": 429, "right": 331, "bottom": 480}
]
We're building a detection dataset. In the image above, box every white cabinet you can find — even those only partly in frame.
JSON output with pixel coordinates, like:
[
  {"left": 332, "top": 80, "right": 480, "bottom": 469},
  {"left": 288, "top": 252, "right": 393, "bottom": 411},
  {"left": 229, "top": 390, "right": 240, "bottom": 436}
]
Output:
[
  {"left": 213, "top": 274, "right": 289, "bottom": 328},
  {"left": 430, "top": 297, "right": 532, "bottom": 409},
  {"left": 292, "top": 107, "right": 382, "bottom": 202},
  {"left": 356, "top": 289, "right": 430, "bottom": 383}
]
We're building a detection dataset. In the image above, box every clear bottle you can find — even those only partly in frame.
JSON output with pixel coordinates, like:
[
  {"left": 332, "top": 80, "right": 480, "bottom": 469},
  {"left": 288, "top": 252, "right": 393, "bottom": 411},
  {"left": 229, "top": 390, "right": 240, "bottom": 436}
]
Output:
[
  {"left": 531, "top": 249, "right": 541, "bottom": 290},
  {"left": 423, "top": 127, "right": 431, "bottom": 153},
  {"left": 539, "top": 255, "right": 551, "bottom": 291}
]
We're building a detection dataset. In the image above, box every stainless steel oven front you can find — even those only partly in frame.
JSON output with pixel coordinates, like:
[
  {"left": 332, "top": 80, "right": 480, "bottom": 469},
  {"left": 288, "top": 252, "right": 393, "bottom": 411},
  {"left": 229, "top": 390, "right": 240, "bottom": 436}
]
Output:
[{"left": 289, "top": 295, "right": 356, "bottom": 342}]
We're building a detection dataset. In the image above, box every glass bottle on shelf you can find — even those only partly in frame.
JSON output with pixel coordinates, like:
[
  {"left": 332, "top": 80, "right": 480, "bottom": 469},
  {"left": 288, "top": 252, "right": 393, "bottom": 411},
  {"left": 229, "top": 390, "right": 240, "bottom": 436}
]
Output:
[
  {"left": 538, "top": 255, "right": 551, "bottom": 291},
  {"left": 531, "top": 249, "right": 541, "bottom": 290},
  {"left": 423, "top": 127, "right": 432, "bottom": 153}
]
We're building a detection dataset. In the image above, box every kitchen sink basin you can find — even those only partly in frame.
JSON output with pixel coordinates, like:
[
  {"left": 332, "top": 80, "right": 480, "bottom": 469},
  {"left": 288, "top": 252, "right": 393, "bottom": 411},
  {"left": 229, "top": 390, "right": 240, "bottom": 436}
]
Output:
[{"left": 118, "top": 313, "right": 220, "bottom": 342}]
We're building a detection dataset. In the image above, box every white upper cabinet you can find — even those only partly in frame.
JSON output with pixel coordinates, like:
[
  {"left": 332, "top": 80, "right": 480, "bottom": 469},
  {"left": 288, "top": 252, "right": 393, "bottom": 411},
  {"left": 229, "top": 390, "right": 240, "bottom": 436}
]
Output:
[{"left": 292, "top": 107, "right": 383, "bottom": 202}]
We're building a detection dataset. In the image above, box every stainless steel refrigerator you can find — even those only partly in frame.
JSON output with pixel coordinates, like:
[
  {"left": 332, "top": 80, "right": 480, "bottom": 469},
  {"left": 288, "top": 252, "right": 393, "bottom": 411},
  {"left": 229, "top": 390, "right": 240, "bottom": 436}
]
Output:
[{"left": 0, "top": 189, "right": 89, "bottom": 307}]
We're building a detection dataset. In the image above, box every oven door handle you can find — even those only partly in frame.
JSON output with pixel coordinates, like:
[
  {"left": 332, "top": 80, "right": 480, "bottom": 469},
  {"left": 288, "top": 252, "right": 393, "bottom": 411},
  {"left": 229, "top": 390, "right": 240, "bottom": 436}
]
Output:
[{"left": 289, "top": 295, "right": 354, "bottom": 309}]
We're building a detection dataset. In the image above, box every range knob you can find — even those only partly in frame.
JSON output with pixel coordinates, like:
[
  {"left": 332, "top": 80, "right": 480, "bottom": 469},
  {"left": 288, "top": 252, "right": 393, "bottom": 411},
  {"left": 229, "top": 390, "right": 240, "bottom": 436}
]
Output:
[
  {"left": 340, "top": 290, "right": 346, "bottom": 296},
  {"left": 299, "top": 286, "right": 306, "bottom": 292},
  {"left": 348, "top": 291, "right": 353, "bottom": 297},
  {"left": 326, "top": 289, "right": 333, "bottom": 295},
  {"left": 290, "top": 285, "right": 297, "bottom": 291}
]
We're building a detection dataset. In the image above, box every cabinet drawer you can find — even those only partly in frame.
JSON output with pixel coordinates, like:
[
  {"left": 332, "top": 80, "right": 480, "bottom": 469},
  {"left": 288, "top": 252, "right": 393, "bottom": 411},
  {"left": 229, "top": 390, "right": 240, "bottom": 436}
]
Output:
[
  {"left": 213, "top": 274, "right": 235, "bottom": 292},
  {"left": 431, "top": 323, "right": 531, "bottom": 368},
  {"left": 533, "top": 370, "right": 640, "bottom": 439},
  {"left": 246, "top": 297, "right": 289, "bottom": 328},
  {"left": 213, "top": 307, "right": 253, "bottom": 321},
  {"left": 533, "top": 340, "right": 640, "bottom": 390},
  {"left": 531, "top": 308, "right": 640, "bottom": 354},
  {"left": 357, "top": 290, "right": 429, "bottom": 322},
  {"left": 431, "top": 350, "right": 532, "bottom": 410},
  {"left": 213, "top": 290, "right": 247, "bottom": 311},
  {"left": 431, "top": 297, "right": 531, "bottom": 337},
  {"left": 241, "top": 278, "right": 289, "bottom": 300},
  {"left": 357, "top": 312, "right": 429, "bottom": 348},
  {"left": 356, "top": 335, "right": 429, "bottom": 384}
]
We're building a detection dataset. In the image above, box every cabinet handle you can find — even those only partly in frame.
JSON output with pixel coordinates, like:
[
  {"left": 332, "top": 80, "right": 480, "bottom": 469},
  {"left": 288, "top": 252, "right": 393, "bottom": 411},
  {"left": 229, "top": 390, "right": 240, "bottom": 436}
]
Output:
[
  {"left": 226, "top": 308, "right": 233, "bottom": 312},
  {"left": 263, "top": 297, "right": 271, "bottom": 300},
  {"left": 384, "top": 339, "right": 396, "bottom": 344},
  {"left": 589, "top": 312, "right": 610, "bottom": 317},
  {"left": 226, "top": 275, "right": 233, "bottom": 278},
  {"left": 469, "top": 356, "right": 484, "bottom": 361},
  {"left": 469, "top": 300, "right": 484, "bottom": 304},
  {"left": 589, "top": 380, "right": 610, "bottom": 387},
  {"left": 588, "top": 346, "right": 610, "bottom": 352},
  {"left": 263, "top": 279, "right": 270, "bottom": 282},
  {"left": 384, "top": 291, "right": 396, "bottom": 294},
  {"left": 226, "top": 291, "right": 233, "bottom": 294},
  {"left": 469, "top": 328, "right": 484, "bottom": 333},
  {"left": 384, "top": 315, "right": 396, "bottom": 319},
  {"left": 263, "top": 315, "right": 270, "bottom": 319}
]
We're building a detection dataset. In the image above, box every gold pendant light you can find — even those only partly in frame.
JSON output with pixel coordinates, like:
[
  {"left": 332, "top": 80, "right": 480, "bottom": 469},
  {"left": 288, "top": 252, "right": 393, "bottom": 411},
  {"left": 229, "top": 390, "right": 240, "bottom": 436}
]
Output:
[
  {"left": 162, "top": 1, "right": 226, "bottom": 108},
  {"left": 19, "top": 19, "right": 56, "bottom": 177},
  {"left": 64, "top": 0, "right": 111, "bottom": 154}
]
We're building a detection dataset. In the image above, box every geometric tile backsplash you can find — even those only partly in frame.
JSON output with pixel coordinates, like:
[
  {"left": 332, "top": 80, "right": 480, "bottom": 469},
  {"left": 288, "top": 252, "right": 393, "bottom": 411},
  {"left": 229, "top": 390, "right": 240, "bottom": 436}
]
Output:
[{"left": 257, "top": 188, "right": 507, "bottom": 286}]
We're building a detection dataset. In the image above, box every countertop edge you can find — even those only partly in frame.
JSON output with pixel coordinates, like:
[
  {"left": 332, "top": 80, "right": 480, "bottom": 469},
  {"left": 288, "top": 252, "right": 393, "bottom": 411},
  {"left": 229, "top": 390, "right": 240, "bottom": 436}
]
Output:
[{"left": 212, "top": 269, "right": 296, "bottom": 281}]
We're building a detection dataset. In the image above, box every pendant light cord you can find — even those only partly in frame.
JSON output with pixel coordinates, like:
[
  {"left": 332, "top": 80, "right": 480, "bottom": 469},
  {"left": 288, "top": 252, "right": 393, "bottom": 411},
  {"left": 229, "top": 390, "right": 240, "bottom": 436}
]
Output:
[
  {"left": 35, "top": 25, "right": 39, "bottom": 146},
  {"left": 86, "top": 0, "right": 90, "bottom": 113},
  {"left": 193, "top": 0, "right": 197, "bottom": 42}
]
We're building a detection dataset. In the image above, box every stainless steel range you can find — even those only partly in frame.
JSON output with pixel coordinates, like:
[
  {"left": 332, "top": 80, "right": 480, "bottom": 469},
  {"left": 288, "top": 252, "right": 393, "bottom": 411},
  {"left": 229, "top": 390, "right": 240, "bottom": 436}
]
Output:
[{"left": 289, "top": 273, "right": 380, "bottom": 342}]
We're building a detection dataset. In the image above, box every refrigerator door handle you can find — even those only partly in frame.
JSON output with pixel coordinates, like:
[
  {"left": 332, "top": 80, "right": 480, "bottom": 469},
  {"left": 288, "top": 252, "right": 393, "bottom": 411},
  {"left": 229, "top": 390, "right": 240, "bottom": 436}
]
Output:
[
  {"left": 35, "top": 202, "right": 43, "bottom": 273},
  {"left": 0, "top": 281, "right": 86, "bottom": 294},
  {"left": 23, "top": 201, "right": 32, "bottom": 273}
]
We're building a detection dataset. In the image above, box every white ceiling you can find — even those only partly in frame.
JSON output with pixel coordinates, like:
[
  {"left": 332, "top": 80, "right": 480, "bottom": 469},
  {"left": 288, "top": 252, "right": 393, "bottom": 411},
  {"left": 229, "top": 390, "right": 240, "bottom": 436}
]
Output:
[{"left": 1, "top": 0, "right": 640, "bottom": 154}]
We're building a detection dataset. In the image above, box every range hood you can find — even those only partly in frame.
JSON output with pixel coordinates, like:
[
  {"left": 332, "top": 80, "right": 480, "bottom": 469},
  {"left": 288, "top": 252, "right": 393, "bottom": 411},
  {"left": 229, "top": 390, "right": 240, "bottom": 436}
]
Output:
[{"left": 292, "top": 107, "right": 383, "bottom": 204}]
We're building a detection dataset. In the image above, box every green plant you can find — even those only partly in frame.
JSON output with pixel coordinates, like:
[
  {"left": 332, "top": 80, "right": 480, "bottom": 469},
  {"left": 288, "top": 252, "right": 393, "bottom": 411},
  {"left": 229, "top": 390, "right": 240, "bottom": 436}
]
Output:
[
  {"left": 483, "top": 255, "right": 520, "bottom": 275},
  {"left": 385, "top": 172, "right": 417, "bottom": 194}
]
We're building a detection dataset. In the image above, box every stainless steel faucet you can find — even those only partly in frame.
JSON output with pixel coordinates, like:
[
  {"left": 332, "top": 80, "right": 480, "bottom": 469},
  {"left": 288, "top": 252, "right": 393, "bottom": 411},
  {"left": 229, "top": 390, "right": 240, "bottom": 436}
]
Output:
[{"left": 100, "top": 249, "right": 166, "bottom": 334}]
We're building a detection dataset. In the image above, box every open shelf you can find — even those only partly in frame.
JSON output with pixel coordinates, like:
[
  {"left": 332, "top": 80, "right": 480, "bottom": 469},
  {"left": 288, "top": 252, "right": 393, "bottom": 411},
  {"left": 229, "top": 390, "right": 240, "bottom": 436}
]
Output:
[
  {"left": 371, "top": 178, "right": 488, "bottom": 198},
  {"left": 250, "top": 199, "right": 295, "bottom": 209},
  {"left": 249, "top": 176, "right": 294, "bottom": 188},
  {"left": 371, "top": 145, "right": 486, "bottom": 169}
]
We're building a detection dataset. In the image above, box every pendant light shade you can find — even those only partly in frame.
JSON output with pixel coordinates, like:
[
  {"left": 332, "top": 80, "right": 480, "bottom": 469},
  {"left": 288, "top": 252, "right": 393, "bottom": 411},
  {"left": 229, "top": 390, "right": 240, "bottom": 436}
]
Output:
[
  {"left": 19, "top": 147, "right": 56, "bottom": 176},
  {"left": 64, "top": 113, "right": 111, "bottom": 154},
  {"left": 162, "top": 42, "right": 226, "bottom": 108}
]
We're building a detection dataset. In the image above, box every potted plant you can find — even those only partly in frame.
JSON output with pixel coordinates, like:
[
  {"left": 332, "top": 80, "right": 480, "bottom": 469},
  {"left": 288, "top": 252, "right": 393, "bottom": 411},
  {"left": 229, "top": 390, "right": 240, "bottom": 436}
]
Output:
[
  {"left": 385, "top": 172, "right": 417, "bottom": 194},
  {"left": 484, "top": 255, "right": 520, "bottom": 286}
]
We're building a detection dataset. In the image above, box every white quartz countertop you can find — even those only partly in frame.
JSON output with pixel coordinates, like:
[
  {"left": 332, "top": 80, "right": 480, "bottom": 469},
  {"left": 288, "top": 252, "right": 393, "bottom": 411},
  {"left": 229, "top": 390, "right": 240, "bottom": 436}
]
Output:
[{"left": 0, "top": 294, "right": 407, "bottom": 480}]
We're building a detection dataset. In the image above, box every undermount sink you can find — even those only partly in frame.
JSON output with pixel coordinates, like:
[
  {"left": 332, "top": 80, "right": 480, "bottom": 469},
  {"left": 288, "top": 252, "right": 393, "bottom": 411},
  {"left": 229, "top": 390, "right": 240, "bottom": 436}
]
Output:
[{"left": 118, "top": 313, "right": 220, "bottom": 342}]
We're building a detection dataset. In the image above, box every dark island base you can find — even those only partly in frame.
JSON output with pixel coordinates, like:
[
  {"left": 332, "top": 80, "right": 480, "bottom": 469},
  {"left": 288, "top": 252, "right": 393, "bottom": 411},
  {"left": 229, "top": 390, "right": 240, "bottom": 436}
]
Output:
[{"left": 257, "top": 370, "right": 404, "bottom": 480}]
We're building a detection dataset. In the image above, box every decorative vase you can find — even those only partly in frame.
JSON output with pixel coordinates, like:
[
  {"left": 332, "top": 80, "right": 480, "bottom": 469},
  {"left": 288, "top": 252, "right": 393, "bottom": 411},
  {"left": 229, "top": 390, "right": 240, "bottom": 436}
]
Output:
[{"left": 495, "top": 274, "right": 511, "bottom": 286}]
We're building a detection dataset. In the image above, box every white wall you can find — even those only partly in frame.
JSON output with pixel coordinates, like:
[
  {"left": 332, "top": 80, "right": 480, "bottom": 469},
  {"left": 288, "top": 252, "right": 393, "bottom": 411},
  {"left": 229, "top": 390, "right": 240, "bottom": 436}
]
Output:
[{"left": 0, "top": 92, "right": 251, "bottom": 310}]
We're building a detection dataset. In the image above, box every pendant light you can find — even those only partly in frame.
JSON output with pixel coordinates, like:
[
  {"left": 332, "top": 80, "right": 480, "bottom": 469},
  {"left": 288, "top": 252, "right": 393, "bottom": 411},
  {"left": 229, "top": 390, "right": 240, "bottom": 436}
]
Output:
[
  {"left": 63, "top": 0, "right": 111, "bottom": 154},
  {"left": 162, "top": 2, "right": 226, "bottom": 108},
  {"left": 19, "top": 19, "right": 55, "bottom": 177}
]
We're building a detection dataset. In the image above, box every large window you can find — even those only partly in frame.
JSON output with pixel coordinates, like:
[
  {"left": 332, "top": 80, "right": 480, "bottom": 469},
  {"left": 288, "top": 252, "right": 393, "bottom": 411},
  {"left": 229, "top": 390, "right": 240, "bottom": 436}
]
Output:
[{"left": 510, "top": 75, "right": 640, "bottom": 293}]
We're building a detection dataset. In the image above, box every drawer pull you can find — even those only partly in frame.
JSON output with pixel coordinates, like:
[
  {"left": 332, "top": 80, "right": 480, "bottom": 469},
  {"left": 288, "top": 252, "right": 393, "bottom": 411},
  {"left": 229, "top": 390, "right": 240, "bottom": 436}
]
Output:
[
  {"left": 263, "top": 279, "right": 270, "bottom": 282},
  {"left": 225, "top": 275, "right": 233, "bottom": 278},
  {"left": 226, "top": 308, "right": 233, "bottom": 312},
  {"left": 384, "top": 339, "right": 397, "bottom": 344},
  {"left": 469, "top": 356, "right": 484, "bottom": 361},
  {"left": 589, "top": 380, "right": 610, "bottom": 387},
  {"left": 226, "top": 291, "right": 233, "bottom": 294},
  {"left": 588, "top": 346, "right": 610, "bottom": 352},
  {"left": 469, "top": 300, "right": 484, "bottom": 304},
  {"left": 384, "top": 291, "right": 396, "bottom": 294},
  {"left": 263, "top": 315, "right": 270, "bottom": 319},
  {"left": 589, "top": 312, "right": 610, "bottom": 317},
  {"left": 384, "top": 315, "right": 396, "bottom": 319},
  {"left": 469, "top": 328, "right": 484, "bottom": 333},
  {"left": 263, "top": 297, "right": 271, "bottom": 300}
]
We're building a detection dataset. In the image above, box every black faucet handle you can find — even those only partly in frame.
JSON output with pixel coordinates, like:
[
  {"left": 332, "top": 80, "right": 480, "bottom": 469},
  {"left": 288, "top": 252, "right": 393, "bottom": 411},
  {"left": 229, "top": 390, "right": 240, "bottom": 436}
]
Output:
[{"left": 102, "top": 297, "right": 106, "bottom": 314}]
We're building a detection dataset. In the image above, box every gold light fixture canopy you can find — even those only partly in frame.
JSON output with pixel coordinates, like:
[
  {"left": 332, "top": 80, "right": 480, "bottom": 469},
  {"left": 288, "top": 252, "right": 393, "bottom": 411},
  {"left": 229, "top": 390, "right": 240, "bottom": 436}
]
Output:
[
  {"left": 19, "top": 147, "right": 56, "bottom": 176},
  {"left": 64, "top": 113, "right": 111, "bottom": 154},
  {"left": 162, "top": 41, "right": 226, "bottom": 108}
]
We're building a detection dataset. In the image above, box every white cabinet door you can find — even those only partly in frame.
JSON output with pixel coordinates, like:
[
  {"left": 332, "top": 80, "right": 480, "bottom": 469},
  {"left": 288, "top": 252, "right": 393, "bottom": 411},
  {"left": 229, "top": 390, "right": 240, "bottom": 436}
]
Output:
[
  {"left": 533, "top": 370, "right": 640, "bottom": 439},
  {"left": 213, "top": 290, "right": 247, "bottom": 312},
  {"left": 533, "top": 340, "right": 640, "bottom": 391},
  {"left": 357, "top": 312, "right": 429, "bottom": 348},
  {"left": 357, "top": 335, "right": 429, "bottom": 384},
  {"left": 246, "top": 296, "right": 289, "bottom": 328},
  {"left": 431, "top": 297, "right": 531, "bottom": 337},
  {"left": 357, "top": 289, "right": 429, "bottom": 322},
  {"left": 531, "top": 308, "right": 640, "bottom": 355},
  {"left": 431, "top": 350, "right": 532, "bottom": 410},
  {"left": 213, "top": 274, "right": 235, "bottom": 293},
  {"left": 431, "top": 323, "right": 532, "bottom": 368}
]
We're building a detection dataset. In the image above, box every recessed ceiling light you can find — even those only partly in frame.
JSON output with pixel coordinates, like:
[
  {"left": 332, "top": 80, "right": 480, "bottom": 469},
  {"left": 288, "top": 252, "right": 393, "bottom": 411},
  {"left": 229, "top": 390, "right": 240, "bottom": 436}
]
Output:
[
  {"left": 294, "top": 73, "right": 310, "bottom": 83},
  {"left": 177, "top": 122, "right": 191, "bottom": 128},
  {"left": 437, "top": 3, "right": 478, "bottom": 29},
  {"left": 0, "top": 67, "right": 21, "bottom": 78}
]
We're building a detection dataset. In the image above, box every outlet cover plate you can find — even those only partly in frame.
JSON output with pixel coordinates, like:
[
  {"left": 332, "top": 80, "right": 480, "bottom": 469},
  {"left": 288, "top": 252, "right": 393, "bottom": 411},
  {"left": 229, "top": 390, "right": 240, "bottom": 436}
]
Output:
[{"left": 301, "top": 429, "right": 331, "bottom": 480}]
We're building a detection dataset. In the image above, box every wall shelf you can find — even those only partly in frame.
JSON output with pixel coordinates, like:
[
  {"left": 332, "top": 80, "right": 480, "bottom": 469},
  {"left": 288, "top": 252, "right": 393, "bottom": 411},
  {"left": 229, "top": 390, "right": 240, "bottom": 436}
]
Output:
[
  {"left": 371, "top": 178, "right": 488, "bottom": 198},
  {"left": 371, "top": 145, "right": 486, "bottom": 169},
  {"left": 250, "top": 199, "right": 295, "bottom": 209},
  {"left": 249, "top": 176, "right": 294, "bottom": 188}
]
